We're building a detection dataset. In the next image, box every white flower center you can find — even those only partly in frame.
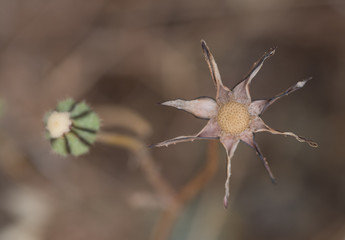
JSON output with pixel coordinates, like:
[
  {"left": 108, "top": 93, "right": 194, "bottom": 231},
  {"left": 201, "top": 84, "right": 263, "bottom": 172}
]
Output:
[
  {"left": 46, "top": 111, "right": 72, "bottom": 138},
  {"left": 217, "top": 101, "right": 250, "bottom": 135}
]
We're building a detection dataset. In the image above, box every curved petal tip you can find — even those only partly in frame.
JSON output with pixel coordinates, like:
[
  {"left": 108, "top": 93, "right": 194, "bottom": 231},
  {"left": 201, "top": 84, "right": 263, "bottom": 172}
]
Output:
[{"left": 224, "top": 195, "right": 229, "bottom": 209}]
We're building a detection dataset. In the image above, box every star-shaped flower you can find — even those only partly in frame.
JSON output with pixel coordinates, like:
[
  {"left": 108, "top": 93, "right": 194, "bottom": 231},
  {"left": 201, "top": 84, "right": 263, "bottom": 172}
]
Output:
[{"left": 153, "top": 40, "right": 317, "bottom": 208}]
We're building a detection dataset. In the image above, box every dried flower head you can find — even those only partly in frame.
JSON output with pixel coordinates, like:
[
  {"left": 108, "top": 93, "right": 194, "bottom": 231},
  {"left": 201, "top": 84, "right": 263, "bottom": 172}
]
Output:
[
  {"left": 45, "top": 99, "right": 100, "bottom": 156},
  {"left": 153, "top": 40, "right": 318, "bottom": 208}
]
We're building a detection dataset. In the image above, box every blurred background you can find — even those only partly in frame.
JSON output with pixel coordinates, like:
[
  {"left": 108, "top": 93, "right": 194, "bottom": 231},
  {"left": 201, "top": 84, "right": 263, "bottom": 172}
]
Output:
[{"left": 0, "top": 0, "right": 344, "bottom": 239}]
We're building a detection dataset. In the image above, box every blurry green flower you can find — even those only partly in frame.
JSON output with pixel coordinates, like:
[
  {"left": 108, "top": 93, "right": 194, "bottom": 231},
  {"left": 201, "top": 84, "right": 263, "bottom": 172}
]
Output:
[{"left": 45, "top": 99, "right": 100, "bottom": 156}]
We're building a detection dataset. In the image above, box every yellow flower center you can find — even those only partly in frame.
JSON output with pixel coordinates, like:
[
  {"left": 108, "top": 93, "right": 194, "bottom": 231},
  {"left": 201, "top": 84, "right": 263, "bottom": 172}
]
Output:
[{"left": 217, "top": 101, "right": 250, "bottom": 135}]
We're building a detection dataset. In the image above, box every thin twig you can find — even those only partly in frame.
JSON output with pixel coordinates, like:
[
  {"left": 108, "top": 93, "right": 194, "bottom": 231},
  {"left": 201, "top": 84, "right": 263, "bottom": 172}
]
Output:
[
  {"left": 96, "top": 132, "right": 175, "bottom": 204},
  {"left": 150, "top": 140, "right": 219, "bottom": 240},
  {"left": 97, "top": 132, "right": 219, "bottom": 240}
]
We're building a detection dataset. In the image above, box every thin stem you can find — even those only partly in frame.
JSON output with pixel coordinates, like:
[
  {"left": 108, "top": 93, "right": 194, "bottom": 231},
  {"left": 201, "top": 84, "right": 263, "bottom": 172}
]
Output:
[
  {"left": 150, "top": 140, "right": 219, "bottom": 240},
  {"left": 97, "top": 132, "right": 219, "bottom": 240},
  {"left": 96, "top": 132, "right": 175, "bottom": 204}
]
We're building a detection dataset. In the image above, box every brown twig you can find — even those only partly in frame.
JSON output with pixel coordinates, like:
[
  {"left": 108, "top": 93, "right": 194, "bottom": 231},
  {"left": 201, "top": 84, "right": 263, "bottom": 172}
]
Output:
[
  {"left": 97, "top": 132, "right": 219, "bottom": 240},
  {"left": 96, "top": 132, "right": 175, "bottom": 204},
  {"left": 150, "top": 140, "right": 219, "bottom": 240}
]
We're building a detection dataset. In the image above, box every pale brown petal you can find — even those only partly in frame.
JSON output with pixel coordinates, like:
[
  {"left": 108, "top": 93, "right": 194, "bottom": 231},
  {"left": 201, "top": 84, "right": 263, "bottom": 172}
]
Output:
[
  {"left": 201, "top": 40, "right": 230, "bottom": 103},
  {"left": 251, "top": 117, "right": 318, "bottom": 147},
  {"left": 151, "top": 118, "right": 220, "bottom": 147},
  {"left": 161, "top": 97, "right": 217, "bottom": 119},
  {"left": 248, "top": 99, "right": 268, "bottom": 116},
  {"left": 220, "top": 136, "right": 240, "bottom": 209},
  {"left": 232, "top": 47, "right": 276, "bottom": 104},
  {"left": 248, "top": 78, "right": 312, "bottom": 116},
  {"left": 240, "top": 133, "right": 276, "bottom": 183}
]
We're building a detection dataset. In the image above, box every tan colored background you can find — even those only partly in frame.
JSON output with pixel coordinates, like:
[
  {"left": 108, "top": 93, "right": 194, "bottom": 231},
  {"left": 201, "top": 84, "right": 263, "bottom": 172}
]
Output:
[{"left": 0, "top": 0, "right": 344, "bottom": 239}]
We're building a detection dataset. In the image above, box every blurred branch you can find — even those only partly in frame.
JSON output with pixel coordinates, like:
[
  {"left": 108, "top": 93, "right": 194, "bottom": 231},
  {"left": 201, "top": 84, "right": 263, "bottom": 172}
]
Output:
[
  {"left": 96, "top": 132, "right": 175, "bottom": 204},
  {"left": 96, "top": 105, "right": 152, "bottom": 138},
  {"left": 150, "top": 140, "right": 219, "bottom": 240},
  {"left": 97, "top": 132, "right": 219, "bottom": 240},
  {"left": 96, "top": 104, "right": 220, "bottom": 240}
]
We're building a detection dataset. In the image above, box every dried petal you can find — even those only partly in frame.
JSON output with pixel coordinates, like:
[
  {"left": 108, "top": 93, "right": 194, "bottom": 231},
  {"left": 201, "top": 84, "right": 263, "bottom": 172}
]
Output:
[
  {"left": 251, "top": 118, "right": 318, "bottom": 147},
  {"left": 201, "top": 40, "right": 230, "bottom": 103},
  {"left": 220, "top": 136, "right": 240, "bottom": 208},
  {"left": 151, "top": 119, "right": 220, "bottom": 147},
  {"left": 248, "top": 100, "right": 267, "bottom": 116},
  {"left": 161, "top": 97, "right": 217, "bottom": 119},
  {"left": 248, "top": 77, "right": 312, "bottom": 116},
  {"left": 232, "top": 48, "right": 276, "bottom": 104},
  {"left": 240, "top": 133, "right": 276, "bottom": 183}
]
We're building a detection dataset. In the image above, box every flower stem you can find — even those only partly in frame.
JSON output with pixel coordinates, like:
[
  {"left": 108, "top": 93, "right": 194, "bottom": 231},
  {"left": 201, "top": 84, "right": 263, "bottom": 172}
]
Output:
[{"left": 96, "top": 132, "right": 175, "bottom": 204}]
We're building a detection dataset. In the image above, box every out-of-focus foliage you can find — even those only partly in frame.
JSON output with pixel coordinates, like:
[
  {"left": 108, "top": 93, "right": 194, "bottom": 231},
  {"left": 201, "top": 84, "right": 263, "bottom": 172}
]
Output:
[{"left": 0, "top": 0, "right": 344, "bottom": 239}]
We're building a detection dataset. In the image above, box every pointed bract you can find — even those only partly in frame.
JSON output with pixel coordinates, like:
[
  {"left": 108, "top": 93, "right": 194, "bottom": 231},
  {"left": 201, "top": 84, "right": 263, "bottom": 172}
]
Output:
[
  {"left": 240, "top": 133, "right": 276, "bottom": 183},
  {"left": 220, "top": 136, "right": 239, "bottom": 208},
  {"left": 152, "top": 118, "right": 220, "bottom": 147},
  {"left": 232, "top": 47, "right": 276, "bottom": 104},
  {"left": 249, "top": 77, "right": 312, "bottom": 116},
  {"left": 251, "top": 117, "right": 318, "bottom": 147},
  {"left": 161, "top": 97, "right": 217, "bottom": 119},
  {"left": 201, "top": 40, "right": 230, "bottom": 103}
]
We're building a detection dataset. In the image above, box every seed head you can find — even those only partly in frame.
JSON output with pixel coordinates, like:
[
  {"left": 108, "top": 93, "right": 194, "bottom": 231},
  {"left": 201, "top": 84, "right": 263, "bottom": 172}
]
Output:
[
  {"left": 153, "top": 40, "right": 317, "bottom": 208},
  {"left": 217, "top": 102, "right": 250, "bottom": 135}
]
